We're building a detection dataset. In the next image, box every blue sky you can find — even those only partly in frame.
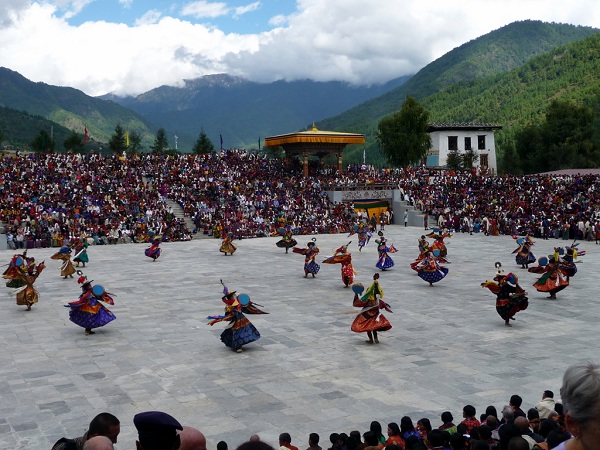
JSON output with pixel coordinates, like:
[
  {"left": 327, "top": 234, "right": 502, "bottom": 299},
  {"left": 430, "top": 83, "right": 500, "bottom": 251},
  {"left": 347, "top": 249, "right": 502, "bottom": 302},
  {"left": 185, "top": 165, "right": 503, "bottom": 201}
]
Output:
[
  {"left": 62, "top": 0, "right": 296, "bottom": 33},
  {"left": 1, "top": 1, "right": 599, "bottom": 96}
]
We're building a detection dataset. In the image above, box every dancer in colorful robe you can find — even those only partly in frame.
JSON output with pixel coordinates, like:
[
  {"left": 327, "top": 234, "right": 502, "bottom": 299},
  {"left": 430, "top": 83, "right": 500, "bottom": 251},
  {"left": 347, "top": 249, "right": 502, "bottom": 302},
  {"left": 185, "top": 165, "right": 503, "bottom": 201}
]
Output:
[
  {"left": 357, "top": 223, "right": 371, "bottom": 252},
  {"left": 219, "top": 232, "right": 237, "bottom": 255},
  {"left": 207, "top": 280, "right": 268, "bottom": 353},
  {"left": 415, "top": 251, "right": 449, "bottom": 286},
  {"left": 533, "top": 256, "right": 569, "bottom": 299},
  {"left": 512, "top": 235, "right": 536, "bottom": 269},
  {"left": 556, "top": 245, "right": 578, "bottom": 279},
  {"left": 50, "top": 246, "right": 76, "bottom": 279},
  {"left": 482, "top": 263, "right": 528, "bottom": 326},
  {"left": 410, "top": 235, "right": 431, "bottom": 271},
  {"left": 65, "top": 274, "right": 116, "bottom": 335},
  {"left": 351, "top": 274, "right": 393, "bottom": 344},
  {"left": 427, "top": 230, "right": 451, "bottom": 258},
  {"left": 11, "top": 261, "right": 45, "bottom": 311},
  {"left": 322, "top": 242, "right": 356, "bottom": 287},
  {"left": 3, "top": 251, "right": 31, "bottom": 288},
  {"left": 145, "top": 237, "right": 162, "bottom": 261},
  {"left": 375, "top": 232, "right": 395, "bottom": 271},
  {"left": 293, "top": 239, "right": 320, "bottom": 278},
  {"left": 72, "top": 237, "right": 89, "bottom": 267},
  {"left": 275, "top": 227, "right": 297, "bottom": 254}
]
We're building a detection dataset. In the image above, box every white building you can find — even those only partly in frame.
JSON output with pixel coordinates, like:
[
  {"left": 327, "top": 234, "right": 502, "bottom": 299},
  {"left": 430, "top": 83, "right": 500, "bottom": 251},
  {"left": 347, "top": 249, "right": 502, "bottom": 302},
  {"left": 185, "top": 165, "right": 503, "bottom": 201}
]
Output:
[{"left": 426, "top": 123, "right": 501, "bottom": 174}]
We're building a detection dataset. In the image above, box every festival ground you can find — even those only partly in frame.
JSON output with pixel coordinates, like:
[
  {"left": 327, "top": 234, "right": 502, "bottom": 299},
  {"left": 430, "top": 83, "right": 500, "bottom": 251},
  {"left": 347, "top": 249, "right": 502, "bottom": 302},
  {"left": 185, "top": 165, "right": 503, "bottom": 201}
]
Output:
[{"left": 1, "top": 226, "right": 598, "bottom": 449}]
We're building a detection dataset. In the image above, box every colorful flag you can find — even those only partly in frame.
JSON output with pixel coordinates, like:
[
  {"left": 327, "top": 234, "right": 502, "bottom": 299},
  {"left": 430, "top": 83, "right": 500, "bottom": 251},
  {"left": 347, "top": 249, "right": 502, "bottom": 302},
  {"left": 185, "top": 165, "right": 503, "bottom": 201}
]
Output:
[
  {"left": 125, "top": 130, "right": 129, "bottom": 147},
  {"left": 84, "top": 127, "right": 89, "bottom": 144}
]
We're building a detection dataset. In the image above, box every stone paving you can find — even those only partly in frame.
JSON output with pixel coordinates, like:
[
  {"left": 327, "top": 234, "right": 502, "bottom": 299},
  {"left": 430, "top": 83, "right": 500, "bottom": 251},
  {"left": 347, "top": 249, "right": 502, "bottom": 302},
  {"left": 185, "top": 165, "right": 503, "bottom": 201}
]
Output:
[{"left": 1, "top": 226, "right": 599, "bottom": 449}]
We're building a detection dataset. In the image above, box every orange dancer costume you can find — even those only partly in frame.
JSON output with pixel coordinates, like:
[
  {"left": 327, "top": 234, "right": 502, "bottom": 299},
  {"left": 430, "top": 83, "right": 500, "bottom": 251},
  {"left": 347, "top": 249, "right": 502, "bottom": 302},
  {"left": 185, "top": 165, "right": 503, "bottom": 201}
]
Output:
[
  {"left": 351, "top": 274, "right": 393, "bottom": 344},
  {"left": 50, "top": 246, "right": 76, "bottom": 278},
  {"left": 220, "top": 232, "right": 237, "bottom": 255},
  {"left": 322, "top": 242, "right": 356, "bottom": 287},
  {"left": 10, "top": 261, "right": 46, "bottom": 311},
  {"left": 532, "top": 256, "right": 569, "bottom": 299}
]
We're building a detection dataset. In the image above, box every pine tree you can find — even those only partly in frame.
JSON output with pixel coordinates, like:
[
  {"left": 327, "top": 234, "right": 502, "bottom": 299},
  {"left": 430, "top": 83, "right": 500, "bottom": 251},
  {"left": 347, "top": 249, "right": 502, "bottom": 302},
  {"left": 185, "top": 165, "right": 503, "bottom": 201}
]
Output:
[{"left": 192, "top": 130, "right": 215, "bottom": 154}]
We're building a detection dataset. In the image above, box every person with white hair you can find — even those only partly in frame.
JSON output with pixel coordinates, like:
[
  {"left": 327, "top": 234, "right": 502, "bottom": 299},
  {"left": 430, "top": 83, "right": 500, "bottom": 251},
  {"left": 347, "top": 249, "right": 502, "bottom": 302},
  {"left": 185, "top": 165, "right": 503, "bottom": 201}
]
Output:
[{"left": 554, "top": 361, "right": 600, "bottom": 450}]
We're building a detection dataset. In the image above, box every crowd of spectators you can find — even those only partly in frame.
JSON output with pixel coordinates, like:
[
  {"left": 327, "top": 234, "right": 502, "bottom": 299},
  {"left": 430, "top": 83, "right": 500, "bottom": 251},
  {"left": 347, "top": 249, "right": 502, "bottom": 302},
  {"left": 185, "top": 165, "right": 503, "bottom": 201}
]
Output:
[
  {"left": 52, "top": 360, "right": 600, "bottom": 449},
  {"left": 2, "top": 150, "right": 600, "bottom": 250}
]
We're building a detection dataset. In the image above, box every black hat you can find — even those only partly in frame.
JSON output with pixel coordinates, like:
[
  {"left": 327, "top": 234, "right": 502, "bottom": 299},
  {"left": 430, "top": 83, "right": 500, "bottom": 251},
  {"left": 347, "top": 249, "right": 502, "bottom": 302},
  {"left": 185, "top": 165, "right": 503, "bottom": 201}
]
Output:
[{"left": 134, "top": 411, "right": 182, "bottom": 444}]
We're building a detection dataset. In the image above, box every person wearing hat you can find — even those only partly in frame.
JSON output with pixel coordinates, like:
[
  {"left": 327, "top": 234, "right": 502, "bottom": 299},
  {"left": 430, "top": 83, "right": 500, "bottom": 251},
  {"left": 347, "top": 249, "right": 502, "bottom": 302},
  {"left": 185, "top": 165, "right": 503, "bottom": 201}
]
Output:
[
  {"left": 292, "top": 239, "right": 320, "bottom": 278},
  {"left": 322, "top": 242, "right": 356, "bottom": 287},
  {"left": 532, "top": 255, "right": 569, "bottom": 300},
  {"left": 351, "top": 273, "right": 393, "bottom": 344},
  {"left": 482, "top": 266, "right": 529, "bottom": 326},
  {"left": 50, "top": 246, "right": 77, "bottom": 278},
  {"left": 207, "top": 280, "right": 269, "bottom": 353},
  {"left": 275, "top": 226, "right": 298, "bottom": 254},
  {"left": 12, "top": 259, "right": 45, "bottom": 311},
  {"left": 357, "top": 222, "right": 371, "bottom": 252},
  {"left": 133, "top": 411, "right": 182, "bottom": 450},
  {"left": 65, "top": 274, "right": 116, "bottom": 335},
  {"left": 145, "top": 237, "right": 162, "bottom": 261},
  {"left": 375, "top": 232, "right": 395, "bottom": 271},
  {"left": 219, "top": 231, "right": 237, "bottom": 255}
]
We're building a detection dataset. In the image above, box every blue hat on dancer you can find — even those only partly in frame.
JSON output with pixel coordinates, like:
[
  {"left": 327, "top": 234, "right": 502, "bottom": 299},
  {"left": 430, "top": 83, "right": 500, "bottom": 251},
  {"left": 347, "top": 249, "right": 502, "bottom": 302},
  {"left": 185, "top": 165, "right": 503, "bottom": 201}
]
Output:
[{"left": 59, "top": 246, "right": 71, "bottom": 254}]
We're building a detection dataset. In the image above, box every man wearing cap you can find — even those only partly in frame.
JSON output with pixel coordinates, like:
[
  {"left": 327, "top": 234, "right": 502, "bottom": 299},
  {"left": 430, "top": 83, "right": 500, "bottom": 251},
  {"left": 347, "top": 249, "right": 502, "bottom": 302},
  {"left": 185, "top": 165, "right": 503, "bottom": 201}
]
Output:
[{"left": 134, "top": 411, "right": 183, "bottom": 450}]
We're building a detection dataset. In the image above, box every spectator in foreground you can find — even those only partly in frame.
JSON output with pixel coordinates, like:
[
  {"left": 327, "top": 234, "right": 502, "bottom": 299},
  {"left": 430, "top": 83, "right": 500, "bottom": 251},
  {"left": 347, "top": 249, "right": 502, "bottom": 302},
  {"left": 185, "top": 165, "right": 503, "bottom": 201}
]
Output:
[
  {"left": 555, "top": 361, "right": 600, "bottom": 450},
  {"left": 133, "top": 410, "right": 182, "bottom": 450},
  {"left": 178, "top": 426, "right": 207, "bottom": 450},
  {"left": 82, "top": 436, "right": 113, "bottom": 450}
]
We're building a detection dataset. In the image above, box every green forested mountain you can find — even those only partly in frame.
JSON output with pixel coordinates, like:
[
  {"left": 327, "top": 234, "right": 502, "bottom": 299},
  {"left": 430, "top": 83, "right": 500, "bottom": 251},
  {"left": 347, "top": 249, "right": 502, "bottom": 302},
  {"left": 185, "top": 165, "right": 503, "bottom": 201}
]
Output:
[
  {"left": 0, "top": 107, "right": 73, "bottom": 151},
  {"left": 317, "top": 20, "right": 600, "bottom": 165},
  {"left": 423, "top": 33, "right": 600, "bottom": 152},
  {"left": 0, "top": 67, "right": 155, "bottom": 151}
]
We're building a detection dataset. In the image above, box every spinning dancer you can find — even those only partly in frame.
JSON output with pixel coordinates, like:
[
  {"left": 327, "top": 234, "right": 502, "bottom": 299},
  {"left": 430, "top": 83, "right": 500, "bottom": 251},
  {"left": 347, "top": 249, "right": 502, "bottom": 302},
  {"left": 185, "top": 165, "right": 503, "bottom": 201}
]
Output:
[
  {"left": 357, "top": 223, "right": 371, "bottom": 252},
  {"left": 50, "top": 246, "right": 76, "bottom": 279},
  {"left": 65, "top": 272, "right": 116, "bottom": 335},
  {"left": 293, "top": 238, "right": 320, "bottom": 278},
  {"left": 482, "top": 262, "right": 528, "bottom": 327},
  {"left": 72, "top": 236, "right": 89, "bottom": 267},
  {"left": 351, "top": 274, "right": 393, "bottom": 344},
  {"left": 219, "top": 232, "right": 237, "bottom": 256},
  {"left": 410, "top": 235, "right": 430, "bottom": 271},
  {"left": 415, "top": 250, "right": 449, "bottom": 286},
  {"left": 145, "top": 237, "right": 162, "bottom": 261},
  {"left": 3, "top": 251, "right": 31, "bottom": 288},
  {"left": 512, "top": 235, "right": 536, "bottom": 269},
  {"left": 275, "top": 227, "right": 297, "bottom": 254},
  {"left": 322, "top": 242, "right": 356, "bottom": 287},
  {"left": 375, "top": 232, "right": 395, "bottom": 271},
  {"left": 207, "top": 280, "right": 268, "bottom": 353},
  {"left": 427, "top": 230, "right": 451, "bottom": 258},
  {"left": 533, "top": 255, "right": 569, "bottom": 299},
  {"left": 10, "top": 260, "right": 45, "bottom": 311}
]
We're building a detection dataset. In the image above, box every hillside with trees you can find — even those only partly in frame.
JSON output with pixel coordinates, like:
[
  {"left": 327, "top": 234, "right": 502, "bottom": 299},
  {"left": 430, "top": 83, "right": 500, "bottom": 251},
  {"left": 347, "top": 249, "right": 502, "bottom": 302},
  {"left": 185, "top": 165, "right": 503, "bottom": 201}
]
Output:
[{"left": 318, "top": 21, "right": 600, "bottom": 166}]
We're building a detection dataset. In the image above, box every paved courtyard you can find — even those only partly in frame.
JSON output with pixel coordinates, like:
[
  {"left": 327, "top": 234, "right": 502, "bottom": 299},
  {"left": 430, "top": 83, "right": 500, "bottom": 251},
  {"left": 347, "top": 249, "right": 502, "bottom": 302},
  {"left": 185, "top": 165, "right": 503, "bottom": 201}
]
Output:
[{"left": 1, "top": 226, "right": 598, "bottom": 449}]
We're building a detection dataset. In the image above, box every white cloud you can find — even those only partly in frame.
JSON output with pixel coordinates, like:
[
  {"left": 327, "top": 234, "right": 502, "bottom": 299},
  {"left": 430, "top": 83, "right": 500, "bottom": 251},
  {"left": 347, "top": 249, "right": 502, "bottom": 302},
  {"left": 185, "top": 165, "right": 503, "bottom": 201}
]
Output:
[
  {"left": 234, "top": 1, "right": 260, "bottom": 18},
  {"left": 119, "top": 0, "right": 133, "bottom": 7},
  {"left": 55, "top": 0, "right": 94, "bottom": 20},
  {"left": 135, "top": 9, "right": 161, "bottom": 26},
  {"left": 181, "top": 0, "right": 228, "bottom": 19},
  {"left": 0, "top": 0, "right": 599, "bottom": 96}
]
